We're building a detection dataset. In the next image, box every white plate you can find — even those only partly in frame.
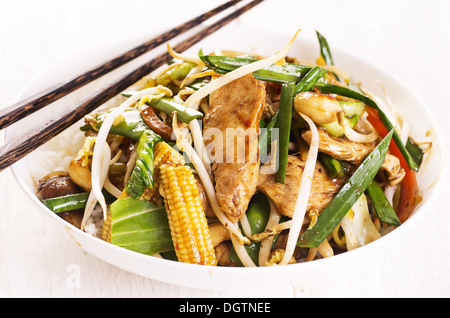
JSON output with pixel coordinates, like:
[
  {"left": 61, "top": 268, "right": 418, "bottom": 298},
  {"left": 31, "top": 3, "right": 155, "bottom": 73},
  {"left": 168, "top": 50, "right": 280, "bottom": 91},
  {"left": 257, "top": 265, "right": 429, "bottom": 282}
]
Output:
[{"left": 6, "top": 25, "right": 447, "bottom": 290}]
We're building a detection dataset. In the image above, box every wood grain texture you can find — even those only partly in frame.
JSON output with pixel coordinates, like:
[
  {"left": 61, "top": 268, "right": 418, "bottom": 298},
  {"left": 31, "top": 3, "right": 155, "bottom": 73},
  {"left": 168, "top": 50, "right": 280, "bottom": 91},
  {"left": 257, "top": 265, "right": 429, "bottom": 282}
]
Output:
[
  {"left": 0, "top": 0, "right": 264, "bottom": 172},
  {"left": 0, "top": 0, "right": 242, "bottom": 130}
]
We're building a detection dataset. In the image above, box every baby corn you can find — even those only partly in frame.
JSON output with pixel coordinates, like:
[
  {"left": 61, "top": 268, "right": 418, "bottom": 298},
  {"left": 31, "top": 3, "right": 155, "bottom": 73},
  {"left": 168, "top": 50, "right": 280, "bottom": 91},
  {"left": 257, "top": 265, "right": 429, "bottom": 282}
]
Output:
[
  {"left": 159, "top": 164, "right": 217, "bottom": 265},
  {"left": 101, "top": 212, "right": 112, "bottom": 243},
  {"left": 101, "top": 189, "right": 129, "bottom": 243},
  {"left": 156, "top": 142, "right": 216, "bottom": 265},
  {"left": 140, "top": 141, "right": 186, "bottom": 206}
]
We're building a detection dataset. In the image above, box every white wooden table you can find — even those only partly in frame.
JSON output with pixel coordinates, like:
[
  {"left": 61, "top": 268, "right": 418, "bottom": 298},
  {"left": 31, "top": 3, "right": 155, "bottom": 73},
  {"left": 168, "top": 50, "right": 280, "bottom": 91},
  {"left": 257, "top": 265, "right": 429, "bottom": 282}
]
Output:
[{"left": 1, "top": 0, "right": 449, "bottom": 297}]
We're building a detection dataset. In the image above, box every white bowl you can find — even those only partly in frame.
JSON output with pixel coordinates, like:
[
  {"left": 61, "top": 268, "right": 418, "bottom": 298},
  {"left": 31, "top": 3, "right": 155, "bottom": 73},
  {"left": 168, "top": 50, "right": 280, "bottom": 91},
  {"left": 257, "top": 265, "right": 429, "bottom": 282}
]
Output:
[{"left": 6, "top": 25, "right": 447, "bottom": 290}]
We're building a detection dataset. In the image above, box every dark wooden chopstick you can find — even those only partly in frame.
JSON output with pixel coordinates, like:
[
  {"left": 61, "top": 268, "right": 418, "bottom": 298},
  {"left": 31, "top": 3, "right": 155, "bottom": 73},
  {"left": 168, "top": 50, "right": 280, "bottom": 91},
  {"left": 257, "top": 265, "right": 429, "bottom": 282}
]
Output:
[
  {"left": 0, "top": 0, "right": 242, "bottom": 131},
  {"left": 0, "top": 0, "right": 264, "bottom": 172}
]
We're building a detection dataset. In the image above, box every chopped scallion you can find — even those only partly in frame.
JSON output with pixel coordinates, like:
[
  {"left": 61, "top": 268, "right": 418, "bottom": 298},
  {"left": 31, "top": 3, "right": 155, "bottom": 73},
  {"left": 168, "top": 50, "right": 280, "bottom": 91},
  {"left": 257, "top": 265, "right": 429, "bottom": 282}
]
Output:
[{"left": 298, "top": 128, "right": 395, "bottom": 247}]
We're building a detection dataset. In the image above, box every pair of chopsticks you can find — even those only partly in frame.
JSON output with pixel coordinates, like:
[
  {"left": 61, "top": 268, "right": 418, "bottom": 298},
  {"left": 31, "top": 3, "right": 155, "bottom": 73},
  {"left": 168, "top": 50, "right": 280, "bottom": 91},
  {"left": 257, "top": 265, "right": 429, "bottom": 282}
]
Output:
[{"left": 0, "top": 0, "right": 264, "bottom": 172}]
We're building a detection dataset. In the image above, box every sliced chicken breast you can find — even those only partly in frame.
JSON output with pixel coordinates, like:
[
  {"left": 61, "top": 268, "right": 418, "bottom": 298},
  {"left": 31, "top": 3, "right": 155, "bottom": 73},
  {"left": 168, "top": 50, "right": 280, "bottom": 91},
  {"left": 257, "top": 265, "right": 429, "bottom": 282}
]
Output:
[
  {"left": 203, "top": 74, "right": 266, "bottom": 222},
  {"left": 302, "top": 128, "right": 405, "bottom": 185},
  {"left": 257, "top": 155, "right": 344, "bottom": 217}
]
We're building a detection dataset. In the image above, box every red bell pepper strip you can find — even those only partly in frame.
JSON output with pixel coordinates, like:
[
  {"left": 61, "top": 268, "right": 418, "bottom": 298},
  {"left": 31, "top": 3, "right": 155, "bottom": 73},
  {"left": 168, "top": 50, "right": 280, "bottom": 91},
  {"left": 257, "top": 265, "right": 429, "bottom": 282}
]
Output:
[{"left": 366, "top": 107, "right": 420, "bottom": 222}]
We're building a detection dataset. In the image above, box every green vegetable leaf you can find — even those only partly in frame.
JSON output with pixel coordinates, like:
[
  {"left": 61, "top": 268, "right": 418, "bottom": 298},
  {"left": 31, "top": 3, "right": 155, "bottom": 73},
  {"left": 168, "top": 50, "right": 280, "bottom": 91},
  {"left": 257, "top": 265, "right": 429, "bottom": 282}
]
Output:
[
  {"left": 125, "top": 130, "right": 161, "bottom": 198},
  {"left": 110, "top": 197, "right": 173, "bottom": 255}
]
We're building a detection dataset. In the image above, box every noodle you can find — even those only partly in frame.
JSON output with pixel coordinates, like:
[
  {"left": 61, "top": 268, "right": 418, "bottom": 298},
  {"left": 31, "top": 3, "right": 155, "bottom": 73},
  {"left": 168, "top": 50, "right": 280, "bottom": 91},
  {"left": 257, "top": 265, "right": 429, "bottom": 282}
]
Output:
[{"left": 280, "top": 113, "right": 318, "bottom": 265}]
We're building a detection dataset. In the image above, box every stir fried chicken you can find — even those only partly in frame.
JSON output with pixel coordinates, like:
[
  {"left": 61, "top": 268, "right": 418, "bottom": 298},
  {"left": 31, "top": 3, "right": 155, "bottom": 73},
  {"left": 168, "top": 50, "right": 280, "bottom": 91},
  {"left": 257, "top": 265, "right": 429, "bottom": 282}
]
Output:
[
  {"left": 257, "top": 155, "right": 344, "bottom": 217},
  {"left": 302, "top": 128, "right": 405, "bottom": 185},
  {"left": 203, "top": 74, "right": 266, "bottom": 222}
]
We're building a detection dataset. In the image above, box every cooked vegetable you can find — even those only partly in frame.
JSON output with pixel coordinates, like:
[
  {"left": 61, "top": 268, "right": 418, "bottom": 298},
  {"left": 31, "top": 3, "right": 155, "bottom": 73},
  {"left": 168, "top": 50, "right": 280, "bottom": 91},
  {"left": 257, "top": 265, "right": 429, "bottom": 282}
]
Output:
[
  {"left": 275, "top": 82, "right": 295, "bottom": 184},
  {"left": 43, "top": 192, "right": 90, "bottom": 213},
  {"left": 229, "top": 192, "right": 270, "bottom": 266},
  {"left": 81, "top": 108, "right": 148, "bottom": 141},
  {"left": 159, "top": 163, "right": 217, "bottom": 265},
  {"left": 317, "top": 101, "right": 364, "bottom": 137},
  {"left": 339, "top": 100, "right": 366, "bottom": 117},
  {"left": 148, "top": 97, "right": 203, "bottom": 124},
  {"left": 406, "top": 137, "right": 424, "bottom": 168},
  {"left": 140, "top": 104, "right": 173, "bottom": 140},
  {"left": 119, "top": 94, "right": 204, "bottom": 124},
  {"left": 294, "top": 66, "right": 329, "bottom": 94},
  {"left": 108, "top": 162, "right": 127, "bottom": 177},
  {"left": 200, "top": 55, "right": 258, "bottom": 73},
  {"left": 110, "top": 197, "right": 173, "bottom": 255},
  {"left": 153, "top": 140, "right": 216, "bottom": 265},
  {"left": 366, "top": 180, "right": 401, "bottom": 226},
  {"left": 298, "top": 128, "right": 395, "bottom": 248},
  {"left": 318, "top": 152, "right": 348, "bottom": 179},
  {"left": 68, "top": 155, "right": 92, "bottom": 191},
  {"left": 315, "top": 30, "right": 342, "bottom": 82},
  {"left": 365, "top": 106, "right": 421, "bottom": 222},
  {"left": 396, "top": 168, "right": 420, "bottom": 223},
  {"left": 340, "top": 194, "right": 381, "bottom": 250},
  {"left": 315, "top": 82, "right": 419, "bottom": 171},
  {"left": 137, "top": 141, "right": 185, "bottom": 206},
  {"left": 153, "top": 140, "right": 185, "bottom": 168},
  {"left": 259, "top": 109, "right": 279, "bottom": 163},
  {"left": 200, "top": 55, "right": 311, "bottom": 83},
  {"left": 37, "top": 175, "right": 83, "bottom": 200},
  {"left": 157, "top": 61, "right": 196, "bottom": 86},
  {"left": 101, "top": 211, "right": 112, "bottom": 243},
  {"left": 294, "top": 92, "right": 341, "bottom": 125},
  {"left": 125, "top": 130, "right": 161, "bottom": 198},
  {"left": 316, "top": 30, "right": 335, "bottom": 66},
  {"left": 320, "top": 121, "right": 345, "bottom": 138}
]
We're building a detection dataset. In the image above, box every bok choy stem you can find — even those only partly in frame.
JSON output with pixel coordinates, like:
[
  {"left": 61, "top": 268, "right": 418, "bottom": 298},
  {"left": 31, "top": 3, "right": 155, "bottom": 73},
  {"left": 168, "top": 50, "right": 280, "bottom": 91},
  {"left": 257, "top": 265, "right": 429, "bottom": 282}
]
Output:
[{"left": 125, "top": 130, "right": 161, "bottom": 198}]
